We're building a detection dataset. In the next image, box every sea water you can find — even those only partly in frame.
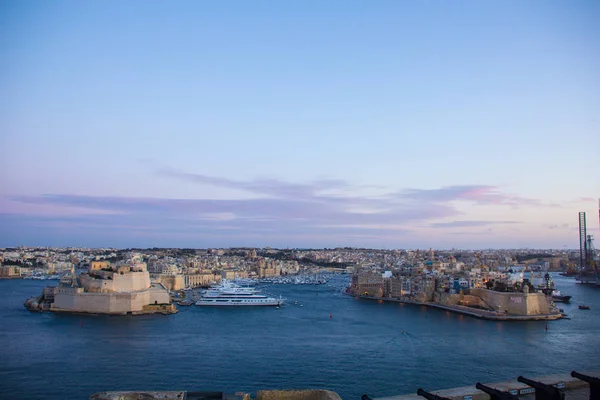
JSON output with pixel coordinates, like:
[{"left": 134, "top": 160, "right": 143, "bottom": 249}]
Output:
[{"left": 0, "top": 274, "right": 599, "bottom": 399}]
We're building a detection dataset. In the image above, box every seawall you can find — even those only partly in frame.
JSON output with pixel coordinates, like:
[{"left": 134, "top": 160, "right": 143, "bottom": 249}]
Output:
[{"left": 345, "top": 290, "right": 563, "bottom": 321}]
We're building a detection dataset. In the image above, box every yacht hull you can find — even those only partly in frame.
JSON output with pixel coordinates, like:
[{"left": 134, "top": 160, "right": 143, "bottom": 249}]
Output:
[{"left": 195, "top": 300, "right": 283, "bottom": 307}]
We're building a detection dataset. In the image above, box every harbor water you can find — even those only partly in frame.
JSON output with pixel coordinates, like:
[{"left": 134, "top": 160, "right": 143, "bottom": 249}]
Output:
[{"left": 1, "top": 274, "right": 599, "bottom": 399}]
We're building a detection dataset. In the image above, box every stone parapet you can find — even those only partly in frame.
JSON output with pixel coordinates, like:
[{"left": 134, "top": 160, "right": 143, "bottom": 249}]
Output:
[
  {"left": 257, "top": 390, "right": 342, "bottom": 400},
  {"left": 373, "top": 371, "right": 599, "bottom": 400}
]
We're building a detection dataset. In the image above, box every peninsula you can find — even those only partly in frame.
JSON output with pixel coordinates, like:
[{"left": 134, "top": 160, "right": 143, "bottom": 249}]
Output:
[{"left": 346, "top": 262, "right": 564, "bottom": 321}]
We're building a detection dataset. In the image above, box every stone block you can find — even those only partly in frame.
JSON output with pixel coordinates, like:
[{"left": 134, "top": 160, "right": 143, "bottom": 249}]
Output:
[{"left": 256, "top": 389, "right": 342, "bottom": 400}]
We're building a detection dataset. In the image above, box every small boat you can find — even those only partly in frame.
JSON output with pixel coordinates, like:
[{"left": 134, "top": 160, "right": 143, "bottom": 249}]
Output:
[{"left": 579, "top": 305, "right": 590, "bottom": 310}]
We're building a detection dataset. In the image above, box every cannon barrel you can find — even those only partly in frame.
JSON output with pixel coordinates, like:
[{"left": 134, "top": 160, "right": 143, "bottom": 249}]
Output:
[
  {"left": 571, "top": 371, "right": 600, "bottom": 385},
  {"left": 571, "top": 371, "right": 600, "bottom": 400},
  {"left": 475, "top": 382, "right": 519, "bottom": 400},
  {"left": 517, "top": 376, "right": 565, "bottom": 400},
  {"left": 417, "top": 388, "right": 451, "bottom": 400}
]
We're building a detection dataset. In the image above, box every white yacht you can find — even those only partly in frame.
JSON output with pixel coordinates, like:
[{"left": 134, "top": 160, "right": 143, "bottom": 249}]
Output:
[{"left": 195, "top": 280, "right": 284, "bottom": 307}]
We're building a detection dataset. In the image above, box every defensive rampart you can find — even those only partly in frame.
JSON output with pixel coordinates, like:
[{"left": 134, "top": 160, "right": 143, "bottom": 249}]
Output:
[
  {"left": 469, "top": 288, "right": 550, "bottom": 315},
  {"left": 51, "top": 285, "right": 172, "bottom": 315}
]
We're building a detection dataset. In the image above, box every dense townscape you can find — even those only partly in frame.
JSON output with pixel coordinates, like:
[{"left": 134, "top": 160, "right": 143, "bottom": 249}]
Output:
[
  {"left": 0, "top": 246, "right": 584, "bottom": 284},
  {"left": 2, "top": 246, "right": 595, "bottom": 318}
]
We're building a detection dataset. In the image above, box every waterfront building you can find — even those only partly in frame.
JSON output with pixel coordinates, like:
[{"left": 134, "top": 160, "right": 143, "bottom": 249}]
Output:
[
  {"left": 219, "top": 270, "right": 233, "bottom": 280},
  {"left": 258, "top": 265, "right": 281, "bottom": 278},
  {"left": 184, "top": 272, "right": 222, "bottom": 288},
  {"left": 0, "top": 265, "right": 21, "bottom": 279},
  {"left": 350, "top": 268, "right": 558, "bottom": 319},
  {"left": 410, "top": 275, "right": 436, "bottom": 302},
  {"left": 162, "top": 264, "right": 180, "bottom": 275},
  {"left": 389, "top": 276, "right": 410, "bottom": 297},
  {"left": 357, "top": 272, "right": 384, "bottom": 297}
]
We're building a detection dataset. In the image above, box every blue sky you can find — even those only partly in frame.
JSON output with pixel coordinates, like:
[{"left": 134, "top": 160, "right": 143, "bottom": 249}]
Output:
[{"left": 1, "top": 1, "right": 599, "bottom": 249}]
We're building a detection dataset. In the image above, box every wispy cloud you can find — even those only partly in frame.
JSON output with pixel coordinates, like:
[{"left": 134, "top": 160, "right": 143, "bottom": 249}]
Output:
[
  {"left": 396, "top": 186, "right": 543, "bottom": 207},
  {"left": 156, "top": 168, "right": 546, "bottom": 209},
  {"left": 548, "top": 223, "right": 571, "bottom": 230},
  {"left": 157, "top": 167, "right": 350, "bottom": 200},
  {"left": 448, "top": 229, "right": 495, "bottom": 236},
  {"left": 1, "top": 170, "right": 553, "bottom": 247},
  {"left": 9, "top": 194, "right": 455, "bottom": 226},
  {"left": 430, "top": 220, "right": 519, "bottom": 228}
]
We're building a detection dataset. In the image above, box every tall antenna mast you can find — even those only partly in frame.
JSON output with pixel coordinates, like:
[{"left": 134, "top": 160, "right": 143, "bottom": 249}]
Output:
[{"left": 579, "top": 212, "right": 587, "bottom": 274}]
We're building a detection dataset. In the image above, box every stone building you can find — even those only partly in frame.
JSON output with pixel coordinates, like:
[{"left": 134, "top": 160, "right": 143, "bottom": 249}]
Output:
[
  {"left": 0, "top": 265, "right": 20, "bottom": 278},
  {"left": 357, "top": 272, "right": 384, "bottom": 297},
  {"left": 25, "top": 261, "right": 176, "bottom": 315},
  {"left": 185, "top": 273, "right": 222, "bottom": 288}
]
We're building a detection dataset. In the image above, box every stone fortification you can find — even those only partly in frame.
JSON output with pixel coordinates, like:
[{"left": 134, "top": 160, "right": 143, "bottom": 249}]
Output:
[
  {"left": 51, "top": 284, "right": 172, "bottom": 315},
  {"left": 469, "top": 288, "right": 550, "bottom": 315},
  {"left": 78, "top": 271, "right": 151, "bottom": 293},
  {"left": 156, "top": 274, "right": 185, "bottom": 291},
  {"left": 437, "top": 288, "right": 551, "bottom": 316},
  {"left": 25, "top": 258, "right": 177, "bottom": 315}
]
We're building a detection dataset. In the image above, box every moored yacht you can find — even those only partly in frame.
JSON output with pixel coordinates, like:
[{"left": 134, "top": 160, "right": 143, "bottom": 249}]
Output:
[{"left": 195, "top": 280, "right": 284, "bottom": 307}]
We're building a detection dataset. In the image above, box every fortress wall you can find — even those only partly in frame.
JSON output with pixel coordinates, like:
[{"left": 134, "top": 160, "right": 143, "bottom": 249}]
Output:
[
  {"left": 111, "top": 272, "right": 150, "bottom": 292},
  {"left": 525, "top": 293, "right": 550, "bottom": 315},
  {"left": 438, "top": 293, "right": 484, "bottom": 308},
  {"left": 462, "top": 295, "right": 483, "bottom": 307},
  {"left": 79, "top": 272, "right": 151, "bottom": 293},
  {"left": 148, "top": 287, "right": 171, "bottom": 304},
  {"left": 471, "top": 289, "right": 550, "bottom": 315},
  {"left": 157, "top": 275, "right": 185, "bottom": 291},
  {"left": 79, "top": 274, "right": 117, "bottom": 293},
  {"left": 438, "top": 293, "right": 457, "bottom": 305},
  {"left": 52, "top": 290, "right": 156, "bottom": 314}
]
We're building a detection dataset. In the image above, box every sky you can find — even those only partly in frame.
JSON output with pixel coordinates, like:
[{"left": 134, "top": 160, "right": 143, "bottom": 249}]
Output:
[{"left": 1, "top": 1, "right": 599, "bottom": 249}]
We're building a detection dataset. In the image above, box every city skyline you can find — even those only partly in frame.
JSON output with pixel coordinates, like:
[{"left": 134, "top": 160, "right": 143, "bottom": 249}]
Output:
[{"left": 1, "top": 1, "right": 599, "bottom": 248}]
